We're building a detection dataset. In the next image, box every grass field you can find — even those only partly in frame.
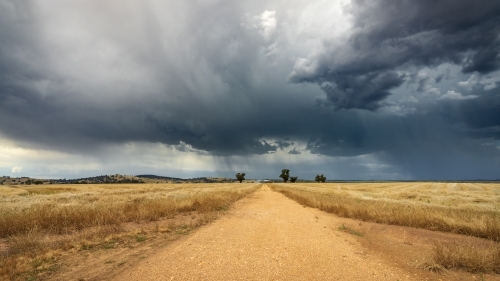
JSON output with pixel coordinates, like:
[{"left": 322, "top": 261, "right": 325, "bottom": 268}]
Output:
[
  {"left": 269, "top": 182, "right": 500, "bottom": 273},
  {"left": 0, "top": 183, "right": 260, "bottom": 280}
]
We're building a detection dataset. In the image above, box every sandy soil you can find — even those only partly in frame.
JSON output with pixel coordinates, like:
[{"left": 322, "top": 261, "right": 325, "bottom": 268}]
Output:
[{"left": 113, "top": 185, "right": 417, "bottom": 280}]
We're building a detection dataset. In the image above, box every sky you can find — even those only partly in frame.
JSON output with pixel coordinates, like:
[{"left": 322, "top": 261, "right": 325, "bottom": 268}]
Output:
[{"left": 1, "top": 0, "right": 500, "bottom": 180}]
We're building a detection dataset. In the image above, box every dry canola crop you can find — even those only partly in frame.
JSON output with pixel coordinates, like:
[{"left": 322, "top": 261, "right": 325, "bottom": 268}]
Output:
[{"left": 0, "top": 183, "right": 260, "bottom": 280}]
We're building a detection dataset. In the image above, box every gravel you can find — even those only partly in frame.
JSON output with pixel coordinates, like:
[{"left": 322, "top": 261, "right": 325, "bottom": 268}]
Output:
[{"left": 113, "top": 185, "right": 415, "bottom": 280}]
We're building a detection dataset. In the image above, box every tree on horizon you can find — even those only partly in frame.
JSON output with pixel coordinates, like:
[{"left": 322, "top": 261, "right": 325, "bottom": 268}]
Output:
[
  {"left": 279, "top": 169, "right": 290, "bottom": 182},
  {"left": 236, "top": 173, "right": 246, "bottom": 183},
  {"left": 315, "top": 174, "right": 326, "bottom": 182}
]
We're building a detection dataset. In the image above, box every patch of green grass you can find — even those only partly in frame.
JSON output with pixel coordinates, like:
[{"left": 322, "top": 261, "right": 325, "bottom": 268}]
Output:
[
  {"left": 102, "top": 237, "right": 120, "bottom": 249},
  {"left": 175, "top": 224, "right": 192, "bottom": 235},
  {"left": 216, "top": 205, "right": 229, "bottom": 211},
  {"left": 80, "top": 243, "right": 94, "bottom": 251},
  {"left": 103, "top": 243, "right": 115, "bottom": 249},
  {"left": 135, "top": 235, "right": 146, "bottom": 242},
  {"left": 338, "top": 224, "right": 363, "bottom": 236}
]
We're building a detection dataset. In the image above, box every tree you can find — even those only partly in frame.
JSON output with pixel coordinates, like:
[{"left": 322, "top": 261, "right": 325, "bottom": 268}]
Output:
[
  {"left": 279, "top": 169, "right": 290, "bottom": 182},
  {"left": 235, "top": 173, "right": 246, "bottom": 183},
  {"left": 315, "top": 174, "right": 326, "bottom": 183},
  {"left": 290, "top": 176, "right": 298, "bottom": 183}
]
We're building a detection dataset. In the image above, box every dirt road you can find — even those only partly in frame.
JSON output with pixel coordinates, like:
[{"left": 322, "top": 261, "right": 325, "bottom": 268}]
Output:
[{"left": 113, "top": 185, "right": 414, "bottom": 280}]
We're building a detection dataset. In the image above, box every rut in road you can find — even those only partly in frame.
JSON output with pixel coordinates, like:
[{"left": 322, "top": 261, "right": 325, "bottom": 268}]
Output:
[{"left": 114, "top": 185, "right": 413, "bottom": 280}]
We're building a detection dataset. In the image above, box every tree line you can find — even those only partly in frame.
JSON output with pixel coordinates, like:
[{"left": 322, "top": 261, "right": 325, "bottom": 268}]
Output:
[{"left": 235, "top": 169, "right": 326, "bottom": 183}]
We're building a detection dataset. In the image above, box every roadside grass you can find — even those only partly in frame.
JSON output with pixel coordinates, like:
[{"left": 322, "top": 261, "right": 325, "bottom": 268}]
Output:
[
  {"left": 0, "top": 183, "right": 260, "bottom": 281},
  {"left": 432, "top": 240, "right": 500, "bottom": 274},
  {"left": 269, "top": 182, "right": 500, "bottom": 274},
  {"left": 269, "top": 183, "right": 500, "bottom": 241},
  {"left": 338, "top": 224, "right": 363, "bottom": 236}
]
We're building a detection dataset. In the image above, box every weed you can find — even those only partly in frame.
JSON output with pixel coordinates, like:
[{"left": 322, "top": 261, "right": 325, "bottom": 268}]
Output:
[
  {"left": 338, "top": 224, "right": 363, "bottom": 236},
  {"left": 135, "top": 235, "right": 146, "bottom": 242},
  {"left": 419, "top": 261, "right": 445, "bottom": 273},
  {"left": 216, "top": 205, "right": 229, "bottom": 211},
  {"left": 175, "top": 224, "right": 192, "bottom": 235},
  {"left": 103, "top": 242, "right": 115, "bottom": 249}
]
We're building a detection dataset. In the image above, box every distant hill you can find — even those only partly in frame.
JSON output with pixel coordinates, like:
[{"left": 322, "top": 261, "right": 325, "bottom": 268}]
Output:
[
  {"left": 0, "top": 174, "right": 239, "bottom": 185},
  {"left": 0, "top": 174, "right": 144, "bottom": 185},
  {"left": 136, "top": 174, "right": 182, "bottom": 181},
  {"left": 135, "top": 175, "right": 234, "bottom": 183}
]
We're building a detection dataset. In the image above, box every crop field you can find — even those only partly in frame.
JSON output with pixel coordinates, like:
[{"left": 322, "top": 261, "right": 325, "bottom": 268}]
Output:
[
  {"left": 0, "top": 183, "right": 260, "bottom": 280},
  {"left": 270, "top": 182, "right": 500, "bottom": 273}
]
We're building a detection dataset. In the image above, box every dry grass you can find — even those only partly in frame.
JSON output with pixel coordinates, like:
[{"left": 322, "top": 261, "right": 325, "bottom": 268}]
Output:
[
  {"left": 269, "top": 182, "right": 500, "bottom": 274},
  {"left": 269, "top": 182, "right": 500, "bottom": 241},
  {"left": 0, "top": 183, "right": 259, "bottom": 237},
  {"left": 432, "top": 240, "right": 500, "bottom": 273},
  {"left": 0, "top": 183, "right": 260, "bottom": 280}
]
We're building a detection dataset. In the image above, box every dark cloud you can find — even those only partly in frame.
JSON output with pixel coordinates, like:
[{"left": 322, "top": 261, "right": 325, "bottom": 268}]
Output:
[
  {"left": 0, "top": 0, "right": 280, "bottom": 155},
  {"left": 1, "top": 0, "right": 500, "bottom": 180},
  {"left": 275, "top": 141, "right": 293, "bottom": 150},
  {"left": 435, "top": 74, "right": 446, "bottom": 84},
  {"left": 440, "top": 88, "right": 500, "bottom": 139},
  {"left": 289, "top": 0, "right": 500, "bottom": 110},
  {"left": 319, "top": 71, "right": 405, "bottom": 110},
  {"left": 462, "top": 47, "right": 500, "bottom": 74}
]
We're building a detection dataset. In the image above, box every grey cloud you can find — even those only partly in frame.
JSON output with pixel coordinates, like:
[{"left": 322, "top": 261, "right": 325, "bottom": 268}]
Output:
[
  {"left": 435, "top": 74, "right": 446, "bottom": 83},
  {"left": 443, "top": 88, "right": 500, "bottom": 139},
  {"left": 275, "top": 141, "right": 293, "bottom": 150},
  {"left": 287, "top": 148, "right": 301, "bottom": 155},
  {"left": 463, "top": 47, "right": 500, "bottom": 74},
  {"left": 319, "top": 71, "right": 405, "bottom": 110},
  {"left": 416, "top": 77, "right": 431, "bottom": 93},
  {"left": 289, "top": 0, "right": 500, "bottom": 110},
  {"left": 1, "top": 0, "right": 500, "bottom": 180},
  {"left": 0, "top": 0, "right": 280, "bottom": 155}
]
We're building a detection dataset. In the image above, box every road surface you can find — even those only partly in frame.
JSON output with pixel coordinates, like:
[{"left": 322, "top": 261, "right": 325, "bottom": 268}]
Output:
[{"left": 113, "top": 185, "right": 413, "bottom": 280}]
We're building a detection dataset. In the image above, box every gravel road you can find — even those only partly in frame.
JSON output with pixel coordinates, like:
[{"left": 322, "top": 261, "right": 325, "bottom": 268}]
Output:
[{"left": 113, "top": 185, "right": 415, "bottom": 280}]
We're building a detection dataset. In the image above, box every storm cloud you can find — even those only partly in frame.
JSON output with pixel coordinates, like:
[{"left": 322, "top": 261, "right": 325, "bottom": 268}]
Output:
[
  {"left": 1, "top": 0, "right": 500, "bottom": 180},
  {"left": 289, "top": 0, "right": 500, "bottom": 110}
]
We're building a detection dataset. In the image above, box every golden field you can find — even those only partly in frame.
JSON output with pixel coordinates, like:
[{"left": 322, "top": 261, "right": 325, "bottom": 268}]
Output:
[
  {"left": 269, "top": 182, "right": 500, "bottom": 239},
  {"left": 0, "top": 183, "right": 260, "bottom": 280},
  {"left": 269, "top": 182, "right": 500, "bottom": 273}
]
